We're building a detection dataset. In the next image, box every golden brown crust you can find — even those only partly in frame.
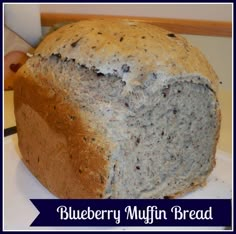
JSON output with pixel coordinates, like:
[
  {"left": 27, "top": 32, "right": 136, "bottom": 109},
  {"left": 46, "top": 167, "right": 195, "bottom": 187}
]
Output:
[{"left": 14, "top": 68, "right": 110, "bottom": 198}]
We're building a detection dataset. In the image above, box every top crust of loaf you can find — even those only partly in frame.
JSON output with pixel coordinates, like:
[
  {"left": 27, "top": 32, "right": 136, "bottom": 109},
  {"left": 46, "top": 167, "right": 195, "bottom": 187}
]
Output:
[{"left": 34, "top": 19, "right": 219, "bottom": 92}]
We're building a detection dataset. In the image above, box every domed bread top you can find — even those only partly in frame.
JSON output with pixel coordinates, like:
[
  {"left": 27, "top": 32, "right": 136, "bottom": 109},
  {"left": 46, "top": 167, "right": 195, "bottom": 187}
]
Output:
[{"left": 35, "top": 19, "right": 218, "bottom": 92}]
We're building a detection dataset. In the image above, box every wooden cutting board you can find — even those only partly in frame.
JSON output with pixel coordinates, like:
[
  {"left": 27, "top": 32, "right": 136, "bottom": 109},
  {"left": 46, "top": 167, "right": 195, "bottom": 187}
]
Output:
[{"left": 4, "top": 26, "right": 34, "bottom": 90}]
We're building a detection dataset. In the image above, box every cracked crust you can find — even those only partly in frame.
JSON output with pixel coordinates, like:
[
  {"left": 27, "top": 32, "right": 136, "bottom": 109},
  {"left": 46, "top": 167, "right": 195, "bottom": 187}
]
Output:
[{"left": 34, "top": 19, "right": 219, "bottom": 92}]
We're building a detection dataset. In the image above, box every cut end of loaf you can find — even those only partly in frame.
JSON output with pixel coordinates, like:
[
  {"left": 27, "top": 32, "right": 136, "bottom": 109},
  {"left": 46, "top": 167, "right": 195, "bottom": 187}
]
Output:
[
  {"left": 15, "top": 55, "right": 220, "bottom": 199},
  {"left": 113, "top": 78, "right": 219, "bottom": 198}
]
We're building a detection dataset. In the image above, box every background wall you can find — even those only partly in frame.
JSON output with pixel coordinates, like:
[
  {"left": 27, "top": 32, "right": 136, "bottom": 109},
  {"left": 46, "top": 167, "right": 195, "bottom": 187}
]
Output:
[{"left": 40, "top": 4, "right": 232, "bottom": 22}]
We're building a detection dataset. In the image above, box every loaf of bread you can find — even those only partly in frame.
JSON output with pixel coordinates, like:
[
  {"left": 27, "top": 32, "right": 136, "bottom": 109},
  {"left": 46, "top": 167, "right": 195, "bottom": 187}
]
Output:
[{"left": 14, "top": 19, "right": 220, "bottom": 199}]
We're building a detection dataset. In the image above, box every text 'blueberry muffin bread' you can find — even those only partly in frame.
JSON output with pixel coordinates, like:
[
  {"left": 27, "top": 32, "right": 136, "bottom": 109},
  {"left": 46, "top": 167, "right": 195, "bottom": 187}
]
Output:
[{"left": 14, "top": 19, "right": 221, "bottom": 198}]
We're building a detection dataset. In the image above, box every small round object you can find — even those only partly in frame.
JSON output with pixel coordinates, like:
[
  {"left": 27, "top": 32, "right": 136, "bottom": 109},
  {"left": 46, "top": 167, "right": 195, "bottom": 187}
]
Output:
[{"left": 4, "top": 51, "right": 28, "bottom": 90}]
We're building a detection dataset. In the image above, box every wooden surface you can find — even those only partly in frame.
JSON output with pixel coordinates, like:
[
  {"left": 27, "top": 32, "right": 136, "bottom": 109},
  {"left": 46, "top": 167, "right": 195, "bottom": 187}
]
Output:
[{"left": 41, "top": 13, "right": 232, "bottom": 37}]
